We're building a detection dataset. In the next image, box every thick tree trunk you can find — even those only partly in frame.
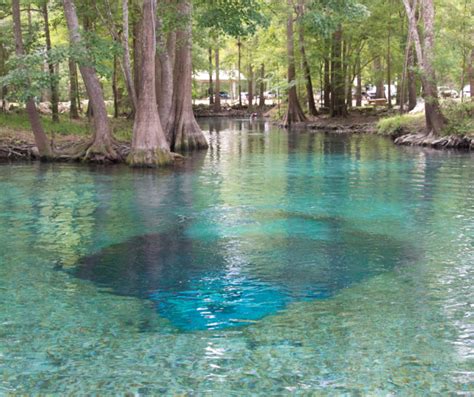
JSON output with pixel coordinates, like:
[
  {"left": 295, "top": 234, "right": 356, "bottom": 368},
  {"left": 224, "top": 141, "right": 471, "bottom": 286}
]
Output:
[
  {"left": 63, "top": 0, "right": 118, "bottom": 161},
  {"left": 156, "top": 15, "right": 174, "bottom": 130},
  {"left": 407, "top": 46, "right": 417, "bottom": 111},
  {"left": 330, "top": 26, "right": 347, "bottom": 117},
  {"left": 128, "top": 0, "right": 171, "bottom": 167},
  {"left": 68, "top": 59, "right": 80, "bottom": 119},
  {"left": 208, "top": 47, "right": 214, "bottom": 105},
  {"left": 12, "top": 0, "right": 53, "bottom": 158},
  {"left": 166, "top": 0, "right": 208, "bottom": 152},
  {"left": 282, "top": 1, "right": 306, "bottom": 126},
  {"left": 122, "top": 0, "right": 137, "bottom": 113},
  {"left": 259, "top": 63, "right": 265, "bottom": 109},
  {"left": 42, "top": 1, "right": 59, "bottom": 123},
  {"left": 420, "top": 0, "right": 446, "bottom": 133},
  {"left": 403, "top": 0, "right": 446, "bottom": 134},
  {"left": 374, "top": 56, "right": 385, "bottom": 98},
  {"left": 297, "top": 0, "right": 317, "bottom": 116},
  {"left": 214, "top": 47, "right": 221, "bottom": 111}
]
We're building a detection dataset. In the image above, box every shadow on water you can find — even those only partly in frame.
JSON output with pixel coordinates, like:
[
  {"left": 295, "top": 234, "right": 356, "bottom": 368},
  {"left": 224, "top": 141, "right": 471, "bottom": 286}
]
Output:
[{"left": 70, "top": 212, "right": 416, "bottom": 332}]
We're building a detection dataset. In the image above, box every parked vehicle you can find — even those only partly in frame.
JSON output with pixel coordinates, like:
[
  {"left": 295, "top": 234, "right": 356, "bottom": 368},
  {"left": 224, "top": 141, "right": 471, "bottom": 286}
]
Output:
[
  {"left": 462, "top": 85, "right": 471, "bottom": 98},
  {"left": 438, "top": 86, "right": 459, "bottom": 98},
  {"left": 264, "top": 91, "right": 277, "bottom": 99},
  {"left": 219, "top": 91, "right": 230, "bottom": 100},
  {"left": 366, "top": 84, "right": 396, "bottom": 99}
]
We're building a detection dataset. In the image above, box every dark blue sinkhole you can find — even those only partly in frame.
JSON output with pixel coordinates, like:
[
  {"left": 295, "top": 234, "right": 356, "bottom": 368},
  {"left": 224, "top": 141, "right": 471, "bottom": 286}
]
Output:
[{"left": 71, "top": 214, "right": 414, "bottom": 331}]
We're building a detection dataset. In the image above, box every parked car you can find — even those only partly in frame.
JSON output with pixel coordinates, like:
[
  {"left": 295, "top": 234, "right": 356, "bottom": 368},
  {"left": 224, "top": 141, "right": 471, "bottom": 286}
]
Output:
[
  {"left": 462, "top": 85, "right": 471, "bottom": 98},
  {"left": 264, "top": 90, "right": 277, "bottom": 99},
  {"left": 366, "top": 84, "right": 396, "bottom": 99},
  {"left": 438, "top": 86, "right": 459, "bottom": 98},
  {"left": 219, "top": 91, "right": 230, "bottom": 100}
]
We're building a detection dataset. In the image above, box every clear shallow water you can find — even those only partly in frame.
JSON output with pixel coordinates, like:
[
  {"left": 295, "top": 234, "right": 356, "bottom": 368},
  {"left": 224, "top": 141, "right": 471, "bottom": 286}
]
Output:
[{"left": 1, "top": 119, "right": 473, "bottom": 394}]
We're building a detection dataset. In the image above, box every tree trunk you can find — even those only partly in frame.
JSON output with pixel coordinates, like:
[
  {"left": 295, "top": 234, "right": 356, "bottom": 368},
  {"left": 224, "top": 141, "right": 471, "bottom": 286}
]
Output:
[
  {"left": 214, "top": 47, "right": 221, "bottom": 111},
  {"left": 330, "top": 26, "right": 347, "bottom": 117},
  {"left": 208, "top": 47, "right": 214, "bottom": 105},
  {"left": 128, "top": 0, "right": 171, "bottom": 167},
  {"left": 356, "top": 55, "right": 362, "bottom": 107},
  {"left": 68, "top": 59, "right": 80, "bottom": 119},
  {"left": 282, "top": 1, "right": 306, "bottom": 126},
  {"left": 248, "top": 64, "right": 254, "bottom": 109},
  {"left": 407, "top": 46, "right": 417, "bottom": 111},
  {"left": 387, "top": 28, "right": 392, "bottom": 107},
  {"left": 156, "top": 14, "right": 174, "bottom": 130},
  {"left": 259, "top": 63, "right": 265, "bottom": 109},
  {"left": 238, "top": 38, "right": 242, "bottom": 107},
  {"left": 324, "top": 55, "right": 330, "bottom": 109},
  {"left": 166, "top": 0, "right": 208, "bottom": 152},
  {"left": 112, "top": 53, "right": 119, "bottom": 118},
  {"left": 42, "top": 1, "right": 59, "bottom": 123},
  {"left": 297, "top": 0, "right": 317, "bottom": 116},
  {"left": 133, "top": 19, "right": 142, "bottom": 100},
  {"left": 374, "top": 56, "right": 385, "bottom": 98},
  {"left": 63, "top": 0, "right": 118, "bottom": 161},
  {"left": 0, "top": 43, "right": 7, "bottom": 112},
  {"left": 122, "top": 0, "right": 137, "bottom": 113},
  {"left": 469, "top": 47, "right": 474, "bottom": 101},
  {"left": 403, "top": 0, "right": 446, "bottom": 134},
  {"left": 12, "top": 0, "right": 53, "bottom": 158}
]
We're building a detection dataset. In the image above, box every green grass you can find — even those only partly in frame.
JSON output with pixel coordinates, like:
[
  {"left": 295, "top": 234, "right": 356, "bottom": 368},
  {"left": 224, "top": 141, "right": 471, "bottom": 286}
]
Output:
[
  {"left": 377, "top": 113, "right": 425, "bottom": 136},
  {"left": 0, "top": 112, "right": 133, "bottom": 141}
]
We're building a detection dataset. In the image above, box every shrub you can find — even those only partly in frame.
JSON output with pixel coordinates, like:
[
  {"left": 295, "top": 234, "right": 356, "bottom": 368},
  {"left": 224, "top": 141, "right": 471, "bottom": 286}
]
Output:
[{"left": 442, "top": 101, "right": 474, "bottom": 136}]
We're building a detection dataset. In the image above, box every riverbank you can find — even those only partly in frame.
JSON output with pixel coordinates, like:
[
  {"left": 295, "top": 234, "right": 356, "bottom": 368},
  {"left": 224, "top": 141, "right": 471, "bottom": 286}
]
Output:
[
  {"left": 1, "top": 102, "right": 472, "bottom": 162},
  {"left": 377, "top": 101, "right": 474, "bottom": 150}
]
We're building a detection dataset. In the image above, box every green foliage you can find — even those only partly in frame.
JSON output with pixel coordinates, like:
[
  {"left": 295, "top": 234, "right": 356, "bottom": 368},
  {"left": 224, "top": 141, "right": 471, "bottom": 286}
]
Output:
[
  {"left": 0, "top": 46, "right": 69, "bottom": 102},
  {"left": 442, "top": 101, "right": 474, "bottom": 136},
  {"left": 196, "top": 0, "right": 269, "bottom": 37},
  {"left": 72, "top": 31, "right": 122, "bottom": 78},
  {"left": 306, "top": 0, "right": 369, "bottom": 36}
]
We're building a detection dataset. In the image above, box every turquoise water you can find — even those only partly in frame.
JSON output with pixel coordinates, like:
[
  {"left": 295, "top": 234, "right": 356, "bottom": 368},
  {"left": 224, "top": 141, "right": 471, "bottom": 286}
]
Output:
[{"left": 1, "top": 119, "right": 473, "bottom": 394}]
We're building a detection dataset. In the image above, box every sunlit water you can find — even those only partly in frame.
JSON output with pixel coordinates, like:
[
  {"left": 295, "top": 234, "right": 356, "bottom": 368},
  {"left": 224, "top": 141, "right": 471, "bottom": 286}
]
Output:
[{"left": 1, "top": 119, "right": 473, "bottom": 394}]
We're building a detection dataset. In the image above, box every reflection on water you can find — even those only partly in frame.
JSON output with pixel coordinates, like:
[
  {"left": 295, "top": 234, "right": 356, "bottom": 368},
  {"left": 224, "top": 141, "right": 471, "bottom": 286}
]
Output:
[{"left": 0, "top": 118, "right": 473, "bottom": 394}]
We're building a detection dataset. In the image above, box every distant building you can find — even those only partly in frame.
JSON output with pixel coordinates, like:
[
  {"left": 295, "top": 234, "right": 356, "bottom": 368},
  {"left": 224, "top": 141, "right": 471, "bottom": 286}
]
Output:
[{"left": 193, "top": 70, "right": 247, "bottom": 100}]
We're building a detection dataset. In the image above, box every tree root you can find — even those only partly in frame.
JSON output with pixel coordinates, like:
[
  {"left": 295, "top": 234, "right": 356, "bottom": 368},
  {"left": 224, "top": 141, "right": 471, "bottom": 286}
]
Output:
[
  {"left": 127, "top": 147, "right": 173, "bottom": 168},
  {"left": 0, "top": 139, "right": 189, "bottom": 164}
]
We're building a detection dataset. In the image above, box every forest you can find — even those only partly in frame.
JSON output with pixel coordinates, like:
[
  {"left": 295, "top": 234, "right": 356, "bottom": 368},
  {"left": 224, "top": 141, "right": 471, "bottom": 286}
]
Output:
[{"left": 0, "top": 0, "right": 473, "bottom": 166}]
